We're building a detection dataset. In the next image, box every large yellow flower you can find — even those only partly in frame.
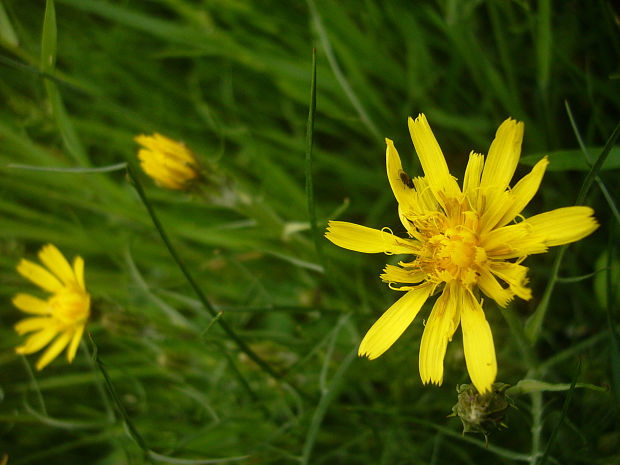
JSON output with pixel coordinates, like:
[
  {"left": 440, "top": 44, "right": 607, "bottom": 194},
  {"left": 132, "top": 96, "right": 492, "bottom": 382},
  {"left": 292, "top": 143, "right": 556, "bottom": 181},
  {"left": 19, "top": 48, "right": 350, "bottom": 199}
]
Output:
[
  {"left": 326, "top": 114, "right": 598, "bottom": 393},
  {"left": 135, "top": 133, "right": 199, "bottom": 190},
  {"left": 13, "top": 244, "right": 90, "bottom": 370}
]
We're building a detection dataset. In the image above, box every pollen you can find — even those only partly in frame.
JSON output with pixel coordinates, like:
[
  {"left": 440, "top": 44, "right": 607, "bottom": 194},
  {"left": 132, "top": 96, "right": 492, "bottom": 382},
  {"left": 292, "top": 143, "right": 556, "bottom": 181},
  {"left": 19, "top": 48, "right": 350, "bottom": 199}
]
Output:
[
  {"left": 412, "top": 216, "right": 486, "bottom": 288},
  {"left": 49, "top": 290, "right": 90, "bottom": 326}
]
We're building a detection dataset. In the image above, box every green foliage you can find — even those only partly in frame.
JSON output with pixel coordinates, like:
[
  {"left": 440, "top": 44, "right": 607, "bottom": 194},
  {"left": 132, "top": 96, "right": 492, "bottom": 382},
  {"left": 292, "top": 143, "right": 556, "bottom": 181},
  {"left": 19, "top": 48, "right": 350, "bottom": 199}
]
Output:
[{"left": 1, "top": 1, "right": 619, "bottom": 464}]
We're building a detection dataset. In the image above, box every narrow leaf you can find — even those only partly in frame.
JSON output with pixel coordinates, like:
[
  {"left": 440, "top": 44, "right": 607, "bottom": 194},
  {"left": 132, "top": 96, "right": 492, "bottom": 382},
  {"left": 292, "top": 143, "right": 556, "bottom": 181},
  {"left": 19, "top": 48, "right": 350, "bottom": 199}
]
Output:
[
  {"left": 537, "top": 361, "right": 580, "bottom": 465},
  {"left": 305, "top": 47, "right": 323, "bottom": 266}
]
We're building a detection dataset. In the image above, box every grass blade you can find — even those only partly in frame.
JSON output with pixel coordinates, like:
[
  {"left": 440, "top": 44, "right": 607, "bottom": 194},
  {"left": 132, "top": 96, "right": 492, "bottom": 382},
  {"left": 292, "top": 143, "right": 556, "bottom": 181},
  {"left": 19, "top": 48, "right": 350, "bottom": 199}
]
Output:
[
  {"left": 605, "top": 224, "right": 620, "bottom": 407},
  {"left": 41, "top": 0, "right": 56, "bottom": 73},
  {"left": 147, "top": 450, "right": 249, "bottom": 464},
  {"left": 305, "top": 48, "right": 323, "bottom": 266},
  {"left": 525, "top": 245, "right": 567, "bottom": 344},
  {"left": 0, "top": 0, "right": 18, "bottom": 46},
  {"left": 537, "top": 361, "right": 581, "bottom": 465},
  {"left": 576, "top": 119, "right": 620, "bottom": 204},
  {"left": 7, "top": 162, "right": 128, "bottom": 173},
  {"left": 536, "top": 0, "right": 552, "bottom": 92},
  {"left": 301, "top": 345, "right": 356, "bottom": 465},
  {"left": 41, "top": 0, "right": 89, "bottom": 166},
  {"left": 307, "top": 0, "right": 381, "bottom": 141}
]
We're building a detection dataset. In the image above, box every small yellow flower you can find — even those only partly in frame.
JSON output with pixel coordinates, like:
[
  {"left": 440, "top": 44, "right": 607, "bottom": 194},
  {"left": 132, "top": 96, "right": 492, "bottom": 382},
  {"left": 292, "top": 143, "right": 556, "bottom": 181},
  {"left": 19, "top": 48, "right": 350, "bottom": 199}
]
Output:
[
  {"left": 326, "top": 114, "right": 598, "bottom": 393},
  {"left": 135, "top": 133, "right": 199, "bottom": 190},
  {"left": 13, "top": 244, "right": 90, "bottom": 371}
]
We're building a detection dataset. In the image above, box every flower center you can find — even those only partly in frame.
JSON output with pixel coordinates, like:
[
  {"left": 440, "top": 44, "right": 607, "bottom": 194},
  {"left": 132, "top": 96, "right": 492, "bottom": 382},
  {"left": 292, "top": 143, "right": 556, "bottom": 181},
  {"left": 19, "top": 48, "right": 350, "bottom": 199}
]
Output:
[
  {"left": 49, "top": 289, "right": 90, "bottom": 327},
  {"left": 421, "top": 227, "right": 486, "bottom": 287}
]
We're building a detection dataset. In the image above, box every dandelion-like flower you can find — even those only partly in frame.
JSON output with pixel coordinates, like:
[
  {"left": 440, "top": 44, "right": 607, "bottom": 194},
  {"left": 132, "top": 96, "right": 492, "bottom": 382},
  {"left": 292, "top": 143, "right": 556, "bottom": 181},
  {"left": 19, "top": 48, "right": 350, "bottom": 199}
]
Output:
[
  {"left": 135, "top": 133, "right": 199, "bottom": 190},
  {"left": 13, "top": 244, "right": 90, "bottom": 370},
  {"left": 326, "top": 114, "right": 598, "bottom": 393}
]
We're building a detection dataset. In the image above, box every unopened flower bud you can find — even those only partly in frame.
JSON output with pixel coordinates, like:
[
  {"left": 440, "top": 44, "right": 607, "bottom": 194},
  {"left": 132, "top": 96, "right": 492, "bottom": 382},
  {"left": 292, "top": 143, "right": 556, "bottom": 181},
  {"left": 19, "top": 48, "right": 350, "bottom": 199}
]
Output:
[
  {"left": 135, "top": 133, "right": 200, "bottom": 190},
  {"left": 450, "top": 382, "right": 512, "bottom": 444}
]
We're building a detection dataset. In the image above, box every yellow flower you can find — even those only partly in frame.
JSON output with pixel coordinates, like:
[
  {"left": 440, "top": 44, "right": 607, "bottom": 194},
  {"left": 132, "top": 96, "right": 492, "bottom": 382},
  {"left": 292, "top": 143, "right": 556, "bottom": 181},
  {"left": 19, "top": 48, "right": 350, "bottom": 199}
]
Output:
[
  {"left": 326, "top": 114, "right": 598, "bottom": 393},
  {"left": 135, "top": 133, "right": 199, "bottom": 190},
  {"left": 13, "top": 244, "right": 90, "bottom": 371}
]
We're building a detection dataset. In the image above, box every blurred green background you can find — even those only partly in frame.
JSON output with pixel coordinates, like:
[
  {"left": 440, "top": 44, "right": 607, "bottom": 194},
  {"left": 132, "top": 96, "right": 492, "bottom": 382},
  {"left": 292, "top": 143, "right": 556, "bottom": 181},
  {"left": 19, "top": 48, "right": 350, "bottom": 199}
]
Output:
[{"left": 0, "top": 0, "right": 619, "bottom": 464}]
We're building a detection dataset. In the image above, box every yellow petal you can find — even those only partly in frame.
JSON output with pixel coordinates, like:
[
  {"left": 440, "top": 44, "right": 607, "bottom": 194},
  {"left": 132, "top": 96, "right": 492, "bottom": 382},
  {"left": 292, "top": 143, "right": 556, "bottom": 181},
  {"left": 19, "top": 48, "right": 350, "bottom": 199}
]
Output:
[
  {"left": 480, "top": 118, "right": 524, "bottom": 192},
  {"left": 15, "top": 326, "right": 58, "bottom": 354},
  {"left": 12, "top": 294, "right": 49, "bottom": 315},
  {"left": 398, "top": 205, "right": 420, "bottom": 238},
  {"left": 325, "top": 221, "right": 418, "bottom": 254},
  {"left": 67, "top": 325, "right": 85, "bottom": 363},
  {"left": 497, "top": 156, "right": 549, "bottom": 227},
  {"left": 136, "top": 133, "right": 192, "bottom": 162},
  {"left": 526, "top": 206, "right": 599, "bottom": 247},
  {"left": 482, "top": 222, "right": 548, "bottom": 259},
  {"left": 38, "top": 244, "right": 75, "bottom": 286},
  {"left": 380, "top": 264, "right": 427, "bottom": 284},
  {"left": 463, "top": 151, "right": 484, "bottom": 201},
  {"left": 359, "top": 285, "right": 432, "bottom": 359},
  {"left": 419, "top": 284, "right": 459, "bottom": 386},
  {"left": 139, "top": 147, "right": 197, "bottom": 186},
  {"left": 412, "top": 176, "right": 439, "bottom": 211},
  {"left": 152, "top": 133, "right": 196, "bottom": 164},
  {"left": 140, "top": 168, "right": 182, "bottom": 190},
  {"left": 477, "top": 269, "right": 514, "bottom": 307},
  {"left": 489, "top": 261, "right": 532, "bottom": 301},
  {"left": 73, "top": 256, "right": 86, "bottom": 291},
  {"left": 461, "top": 292, "right": 497, "bottom": 393},
  {"left": 154, "top": 153, "right": 196, "bottom": 177},
  {"left": 36, "top": 330, "right": 73, "bottom": 370},
  {"left": 16, "top": 259, "right": 63, "bottom": 293},
  {"left": 408, "top": 114, "right": 461, "bottom": 200},
  {"left": 480, "top": 189, "right": 513, "bottom": 234},
  {"left": 14, "top": 317, "right": 51, "bottom": 335},
  {"left": 386, "top": 138, "right": 418, "bottom": 215}
]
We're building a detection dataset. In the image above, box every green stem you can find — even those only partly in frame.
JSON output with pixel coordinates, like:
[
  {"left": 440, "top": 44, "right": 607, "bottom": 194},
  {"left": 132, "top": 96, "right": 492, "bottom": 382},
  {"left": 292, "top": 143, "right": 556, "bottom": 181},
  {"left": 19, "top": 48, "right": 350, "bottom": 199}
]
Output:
[
  {"left": 20, "top": 356, "right": 47, "bottom": 416},
  {"left": 530, "top": 390, "right": 543, "bottom": 465},
  {"left": 502, "top": 307, "right": 537, "bottom": 369},
  {"left": 88, "top": 335, "right": 153, "bottom": 464},
  {"left": 503, "top": 306, "right": 544, "bottom": 464},
  {"left": 80, "top": 340, "right": 115, "bottom": 422},
  {"left": 126, "top": 165, "right": 287, "bottom": 386}
]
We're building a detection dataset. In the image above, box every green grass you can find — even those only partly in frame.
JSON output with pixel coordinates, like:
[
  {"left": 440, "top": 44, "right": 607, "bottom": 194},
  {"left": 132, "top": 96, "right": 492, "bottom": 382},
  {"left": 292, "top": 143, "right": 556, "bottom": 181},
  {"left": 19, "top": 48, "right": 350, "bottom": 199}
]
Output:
[{"left": 1, "top": 0, "right": 619, "bottom": 464}]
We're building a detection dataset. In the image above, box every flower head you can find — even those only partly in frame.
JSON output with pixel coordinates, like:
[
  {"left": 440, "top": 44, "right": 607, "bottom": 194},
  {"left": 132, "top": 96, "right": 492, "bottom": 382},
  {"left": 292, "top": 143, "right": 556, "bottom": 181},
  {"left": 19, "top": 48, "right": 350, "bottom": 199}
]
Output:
[
  {"left": 13, "top": 244, "right": 90, "bottom": 370},
  {"left": 135, "top": 133, "right": 199, "bottom": 190},
  {"left": 326, "top": 114, "right": 598, "bottom": 393}
]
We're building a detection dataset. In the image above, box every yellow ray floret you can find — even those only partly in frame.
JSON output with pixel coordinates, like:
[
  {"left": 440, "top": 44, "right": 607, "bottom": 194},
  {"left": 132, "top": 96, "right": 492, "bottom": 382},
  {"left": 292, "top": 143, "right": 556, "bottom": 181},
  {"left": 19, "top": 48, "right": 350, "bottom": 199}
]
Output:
[
  {"left": 359, "top": 285, "right": 432, "bottom": 360},
  {"left": 325, "top": 113, "right": 598, "bottom": 393},
  {"left": 13, "top": 244, "right": 90, "bottom": 370},
  {"left": 325, "top": 221, "right": 419, "bottom": 255},
  {"left": 408, "top": 114, "right": 461, "bottom": 201},
  {"left": 460, "top": 291, "right": 497, "bottom": 393}
]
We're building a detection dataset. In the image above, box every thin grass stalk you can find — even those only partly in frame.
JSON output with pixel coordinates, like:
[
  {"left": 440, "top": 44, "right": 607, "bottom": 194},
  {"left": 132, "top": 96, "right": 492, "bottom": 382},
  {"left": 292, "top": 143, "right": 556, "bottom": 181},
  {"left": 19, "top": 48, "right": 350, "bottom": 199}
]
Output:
[{"left": 125, "top": 164, "right": 310, "bottom": 399}]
